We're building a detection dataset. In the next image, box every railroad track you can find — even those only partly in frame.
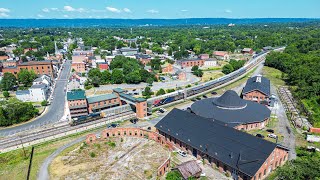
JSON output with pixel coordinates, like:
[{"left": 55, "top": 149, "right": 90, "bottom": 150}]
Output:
[{"left": 0, "top": 111, "right": 134, "bottom": 150}]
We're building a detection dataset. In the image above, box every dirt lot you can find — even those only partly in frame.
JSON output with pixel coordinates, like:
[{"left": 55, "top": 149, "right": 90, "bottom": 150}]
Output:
[{"left": 50, "top": 137, "right": 170, "bottom": 180}]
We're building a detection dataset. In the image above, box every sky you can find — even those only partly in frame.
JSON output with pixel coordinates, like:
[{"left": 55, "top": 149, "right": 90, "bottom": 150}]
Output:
[{"left": 0, "top": 0, "right": 319, "bottom": 19}]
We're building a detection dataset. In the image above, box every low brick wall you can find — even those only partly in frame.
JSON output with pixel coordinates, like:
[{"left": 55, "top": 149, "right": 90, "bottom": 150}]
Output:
[{"left": 86, "top": 127, "right": 174, "bottom": 176}]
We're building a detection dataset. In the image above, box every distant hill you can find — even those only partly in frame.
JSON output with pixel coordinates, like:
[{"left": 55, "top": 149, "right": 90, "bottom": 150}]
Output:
[{"left": 0, "top": 18, "right": 318, "bottom": 28}]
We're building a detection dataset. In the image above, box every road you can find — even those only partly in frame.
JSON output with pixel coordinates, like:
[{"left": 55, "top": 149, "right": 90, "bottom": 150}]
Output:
[{"left": 0, "top": 60, "right": 71, "bottom": 136}]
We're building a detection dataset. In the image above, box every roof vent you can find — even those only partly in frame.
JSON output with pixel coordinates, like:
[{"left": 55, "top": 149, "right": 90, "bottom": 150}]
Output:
[{"left": 256, "top": 74, "right": 262, "bottom": 83}]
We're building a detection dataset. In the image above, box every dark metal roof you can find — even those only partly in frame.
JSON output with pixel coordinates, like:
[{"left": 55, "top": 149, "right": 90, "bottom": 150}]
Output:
[
  {"left": 191, "top": 90, "right": 271, "bottom": 125},
  {"left": 242, "top": 75, "right": 270, "bottom": 96},
  {"left": 213, "top": 90, "right": 247, "bottom": 109},
  {"left": 155, "top": 109, "right": 284, "bottom": 177},
  {"left": 87, "top": 93, "right": 118, "bottom": 104}
]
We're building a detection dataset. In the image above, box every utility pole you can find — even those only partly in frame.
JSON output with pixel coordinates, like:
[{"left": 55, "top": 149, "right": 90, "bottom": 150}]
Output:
[{"left": 26, "top": 146, "right": 35, "bottom": 180}]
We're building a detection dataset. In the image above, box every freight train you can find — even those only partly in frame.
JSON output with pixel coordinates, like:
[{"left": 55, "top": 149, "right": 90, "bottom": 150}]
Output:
[{"left": 147, "top": 48, "right": 282, "bottom": 107}]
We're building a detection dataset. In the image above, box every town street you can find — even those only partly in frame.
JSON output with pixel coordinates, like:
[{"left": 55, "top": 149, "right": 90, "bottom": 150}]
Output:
[{"left": 0, "top": 61, "right": 71, "bottom": 136}]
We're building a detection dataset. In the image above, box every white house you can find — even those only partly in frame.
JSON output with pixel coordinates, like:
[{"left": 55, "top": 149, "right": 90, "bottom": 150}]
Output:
[
  {"left": 213, "top": 51, "right": 230, "bottom": 61},
  {"left": 29, "top": 84, "right": 49, "bottom": 102},
  {"left": 204, "top": 58, "right": 217, "bottom": 67},
  {"left": 33, "top": 74, "right": 52, "bottom": 86},
  {"left": 16, "top": 90, "right": 31, "bottom": 101}
]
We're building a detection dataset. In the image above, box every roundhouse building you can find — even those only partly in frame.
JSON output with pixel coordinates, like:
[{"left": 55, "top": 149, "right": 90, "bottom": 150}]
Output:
[
  {"left": 191, "top": 90, "right": 271, "bottom": 131},
  {"left": 155, "top": 109, "right": 289, "bottom": 180}
]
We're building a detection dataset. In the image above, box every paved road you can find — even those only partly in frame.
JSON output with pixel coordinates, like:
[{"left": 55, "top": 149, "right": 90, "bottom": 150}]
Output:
[{"left": 0, "top": 61, "right": 71, "bottom": 136}]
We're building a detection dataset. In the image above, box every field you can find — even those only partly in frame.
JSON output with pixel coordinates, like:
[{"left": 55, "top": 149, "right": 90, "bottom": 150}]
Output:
[
  {"left": 201, "top": 71, "right": 224, "bottom": 82},
  {"left": 50, "top": 137, "right": 169, "bottom": 180},
  {"left": 262, "top": 66, "right": 286, "bottom": 87}
]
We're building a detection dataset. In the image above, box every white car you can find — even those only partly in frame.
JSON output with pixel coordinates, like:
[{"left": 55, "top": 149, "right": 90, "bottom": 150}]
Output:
[
  {"left": 178, "top": 150, "right": 187, "bottom": 157},
  {"left": 160, "top": 108, "right": 167, "bottom": 112},
  {"left": 200, "top": 173, "right": 206, "bottom": 177},
  {"left": 268, "top": 134, "right": 277, "bottom": 139}
]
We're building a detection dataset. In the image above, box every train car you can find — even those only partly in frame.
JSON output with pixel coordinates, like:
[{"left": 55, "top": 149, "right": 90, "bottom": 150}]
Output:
[
  {"left": 160, "top": 96, "right": 175, "bottom": 105},
  {"left": 70, "top": 112, "right": 101, "bottom": 126}
]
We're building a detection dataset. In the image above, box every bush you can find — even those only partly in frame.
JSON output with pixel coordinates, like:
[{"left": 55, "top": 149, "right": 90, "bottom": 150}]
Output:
[
  {"left": 2, "top": 91, "right": 9, "bottom": 98},
  {"left": 85, "top": 85, "right": 93, "bottom": 90},
  {"left": 41, "top": 100, "right": 48, "bottom": 106},
  {"left": 90, "top": 152, "right": 96, "bottom": 158}
]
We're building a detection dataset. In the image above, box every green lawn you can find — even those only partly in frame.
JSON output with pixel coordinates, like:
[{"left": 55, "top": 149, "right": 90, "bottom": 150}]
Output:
[
  {"left": 262, "top": 66, "right": 286, "bottom": 87},
  {"left": 302, "top": 98, "right": 320, "bottom": 128}
]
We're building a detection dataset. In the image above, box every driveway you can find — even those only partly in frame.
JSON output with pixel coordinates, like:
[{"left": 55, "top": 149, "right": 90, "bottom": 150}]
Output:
[{"left": 0, "top": 60, "right": 71, "bottom": 136}]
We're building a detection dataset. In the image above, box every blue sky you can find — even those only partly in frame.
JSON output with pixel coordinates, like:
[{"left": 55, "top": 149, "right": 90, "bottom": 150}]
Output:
[{"left": 0, "top": 0, "right": 319, "bottom": 19}]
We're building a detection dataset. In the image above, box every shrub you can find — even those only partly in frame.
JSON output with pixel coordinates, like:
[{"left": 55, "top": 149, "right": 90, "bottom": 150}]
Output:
[
  {"left": 41, "top": 100, "right": 48, "bottom": 106},
  {"left": 2, "top": 91, "right": 9, "bottom": 98},
  {"left": 90, "top": 152, "right": 96, "bottom": 158}
]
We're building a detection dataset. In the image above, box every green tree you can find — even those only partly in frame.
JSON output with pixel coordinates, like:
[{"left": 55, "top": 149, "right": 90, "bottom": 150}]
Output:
[
  {"left": 156, "top": 88, "right": 166, "bottom": 96},
  {"left": 125, "top": 70, "right": 141, "bottom": 84},
  {"left": 146, "top": 77, "right": 154, "bottom": 85},
  {"left": 191, "top": 65, "right": 199, "bottom": 72},
  {"left": 1, "top": 72, "right": 17, "bottom": 91},
  {"left": 101, "top": 70, "right": 111, "bottom": 84},
  {"left": 13, "top": 47, "right": 24, "bottom": 56},
  {"left": 222, "top": 64, "right": 234, "bottom": 74},
  {"left": 166, "top": 170, "right": 182, "bottom": 180},
  {"left": 41, "top": 100, "right": 48, "bottom": 106},
  {"left": 142, "top": 86, "right": 153, "bottom": 98},
  {"left": 2, "top": 91, "right": 10, "bottom": 98},
  {"left": 17, "top": 69, "right": 37, "bottom": 87},
  {"left": 111, "top": 69, "right": 124, "bottom": 84}
]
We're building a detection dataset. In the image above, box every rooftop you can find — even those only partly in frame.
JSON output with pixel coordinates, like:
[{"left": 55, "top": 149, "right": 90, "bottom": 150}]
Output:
[
  {"left": 30, "top": 84, "right": 47, "bottom": 89},
  {"left": 191, "top": 90, "right": 271, "bottom": 126},
  {"left": 242, "top": 75, "right": 271, "bottom": 96},
  {"left": 87, "top": 93, "right": 118, "bottom": 104},
  {"left": 19, "top": 60, "right": 52, "bottom": 66},
  {"left": 16, "top": 90, "right": 30, "bottom": 95},
  {"left": 155, "top": 109, "right": 288, "bottom": 177},
  {"left": 67, "top": 90, "right": 86, "bottom": 101}
]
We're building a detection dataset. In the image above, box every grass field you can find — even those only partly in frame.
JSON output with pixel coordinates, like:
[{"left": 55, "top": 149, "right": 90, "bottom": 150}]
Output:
[
  {"left": 0, "top": 126, "right": 106, "bottom": 180},
  {"left": 201, "top": 71, "right": 224, "bottom": 82},
  {"left": 262, "top": 66, "right": 286, "bottom": 87}
]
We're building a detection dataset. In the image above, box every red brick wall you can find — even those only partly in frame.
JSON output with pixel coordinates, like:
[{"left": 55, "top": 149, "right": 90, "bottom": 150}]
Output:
[
  {"left": 18, "top": 63, "right": 54, "bottom": 78},
  {"left": 158, "top": 157, "right": 171, "bottom": 176},
  {"left": 309, "top": 127, "right": 320, "bottom": 134},
  {"left": 251, "top": 147, "right": 288, "bottom": 180},
  {"left": 72, "top": 62, "right": 86, "bottom": 73},
  {"left": 243, "top": 90, "right": 268, "bottom": 103},
  {"left": 162, "top": 64, "right": 173, "bottom": 73},
  {"left": 135, "top": 101, "right": 147, "bottom": 119},
  {"left": 2, "top": 68, "right": 19, "bottom": 76},
  {"left": 98, "top": 63, "right": 109, "bottom": 70},
  {"left": 234, "top": 118, "right": 269, "bottom": 131},
  {"left": 88, "top": 97, "right": 120, "bottom": 113},
  {"left": 180, "top": 60, "right": 205, "bottom": 67}
]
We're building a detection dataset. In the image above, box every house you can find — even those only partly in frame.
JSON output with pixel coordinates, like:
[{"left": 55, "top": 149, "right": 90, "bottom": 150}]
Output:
[
  {"left": 162, "top": 64, "right": 174, "bottom": 74},
  {"left": 118, "top": 47, "right": 139, "bottom": 56},
  {"left": 175, "top": 70, "right": 187, "bottom": 81},
  {"left": 241, "top": 48, "right": 254, "bottom": 54},
  {"left": 98, "top": 62, "right": 109, "bottom": 70},
  {"left": 213, "top": 51, "right": 229, "bottom": 60},
  {"left": 199, "top": 54, "right": 209, "bottom": 60},
  {"left": 67, "top": 90, "right": 88, "bottom": 118},
  {"left": 29, "top": 84, "right": 49, "bottom": 102},
  {"left": 242, "top": 75, "right": 271, "bottom": 105},
  {"left": 2, "top": 58, "right": 18, "bottom": 68},
  {"left": 174, "top": 160, "right": 202, "bottom": 179},
  {"left": 16, "top": 90, "right": 31, "bottom": 102},
  {"left": 155, "top": 109, "right": 289, "bottom": 180},
  {"left": 24, "top": 48, "right": 38, "bottom": 54},
  {"left": 72, "top": 62, "right": 86, "bottom": 73},
  {"left": 33, "top": 74, "right": 52, "bottom": 86},
  {"left": 190, "top": 90, "right": 271, "bottom": 130},
  {"left": 177, "top": 58, "right": 205, "bottom": 68},
  {"left": 204, "top": 58, "right": 217, "bottom": 67},
  {"left": 135, "top": 54, "right": 151, "bottom": 65}
]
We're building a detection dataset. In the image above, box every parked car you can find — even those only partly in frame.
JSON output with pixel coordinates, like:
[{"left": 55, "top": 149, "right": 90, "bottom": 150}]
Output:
[
  {"left": 266, "top": 129, "right": 274, "bottom": 133},
  {"left": 196, "top": 97, "right": 201, "bottom": 100},
  {"left": 202, "top": 95, "right": 208, "bottom": 98},
  {"left": 191, "top": 98, "right": 197, "bottom": 102},
  {"left": 159, "top": 109, "right": 165, "bottom": 113},
  {"left": 160, "top": 108, "right": 167, "bottom": 112},
  {"left": 147, "top": 127, "right": 151, "bottom": 130},
  {"left": 256, "top": 134, "right": 265, "bottom": 138},
  {"left": 130, "top": 118, "right": 139, "bottom": 124},
  {"left": 267, "top": 134, "right": 277, "bottom": 139},
  {"left": 211, "top": 91, "right": 217, "bottom": 95},
  {"left": 178, "top": 150, "right": 187, "bottom": 157}
]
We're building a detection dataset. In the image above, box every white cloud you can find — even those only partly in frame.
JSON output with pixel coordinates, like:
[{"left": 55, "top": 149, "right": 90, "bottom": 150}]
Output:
[
  {"left": 42, "top": 8, "right": 50, "bottom": 13},
  {"left": 123, "top": 8, "right": 131, "bottom": 13},
  {"left": 64, "top": 6, "right": 75, "bottom": 12},
  {"left": 181, "top": 10, "right": 188, "bottom": 12},
  {"left": 106, "top": 7, "right": 121, "bottom": 13},
  {"left": 225, "top": 9, "right": 232, "bottom": 13},
  {"left": 0, "top": 8, "right": 10, "bottom": 13},
  {"left": 63, "top": 14, "right": 69, "bottom": 18},
  {"left": 51, "top": 8, "right": 59, "bottom": 11},
  {"left": 37, "top": 14, "right": 44, "bottom": 18},
  {"left": 147, "top": 9, "right": 159, "bottom": 14},
  {"left": 0, "top": 12, "right": 9, "bottom": 17}
]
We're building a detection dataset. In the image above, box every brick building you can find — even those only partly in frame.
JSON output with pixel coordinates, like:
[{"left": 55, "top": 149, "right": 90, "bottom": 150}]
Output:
[
  {"left": 242, "top": 75, "right": 271, "bottom": 105},
  {"left": 162, "top": 63, "right": 174, "bottom": 74},
  {"left": 199, "top": 54, "right": 209, "bottom": 60},
  {"left": 213, "top": 51, "right": 229, "bottom": 61},
  {"left": 177, "top": 59, "right": 205, "bottom": 68},
  {"left": 67, "top": 90, "right": 89, "bottom": 118},
  {"left": 242, "top": 48, "right": 254, "bottom": 55},
  {"left": 135, "top": 54, "right": 151, "bottom": 65},
  {"left": 191, "top": 90, "right": 271, "bottom": 130},
  {"left": 71, "top": 62, "right": 86, "bottom": 73},
  {"left": 87, "top": 94, "right": 121, "bottom": 113},
  {"left": 155, "top": 109, "right": 289, "bottom": 180},
  {"left": 98, "top": 62, "right": 109, "bottom": 70}
]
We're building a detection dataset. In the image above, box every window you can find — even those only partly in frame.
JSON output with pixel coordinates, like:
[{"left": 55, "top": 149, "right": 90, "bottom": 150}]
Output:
[
  {"left": 263, "top": 169, "right": 266, "bottom": 176},
  {"left": 42, "top": 66, "right": 44, "bottom": 69}
]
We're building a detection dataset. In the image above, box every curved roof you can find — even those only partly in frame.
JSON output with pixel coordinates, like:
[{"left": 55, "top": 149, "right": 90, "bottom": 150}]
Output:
[
  {"left": 213, "top": 90, "right": 247, "bottom": 109},
  {"left": 191, "top": 90, "right": 270, "bottom": 126}
]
